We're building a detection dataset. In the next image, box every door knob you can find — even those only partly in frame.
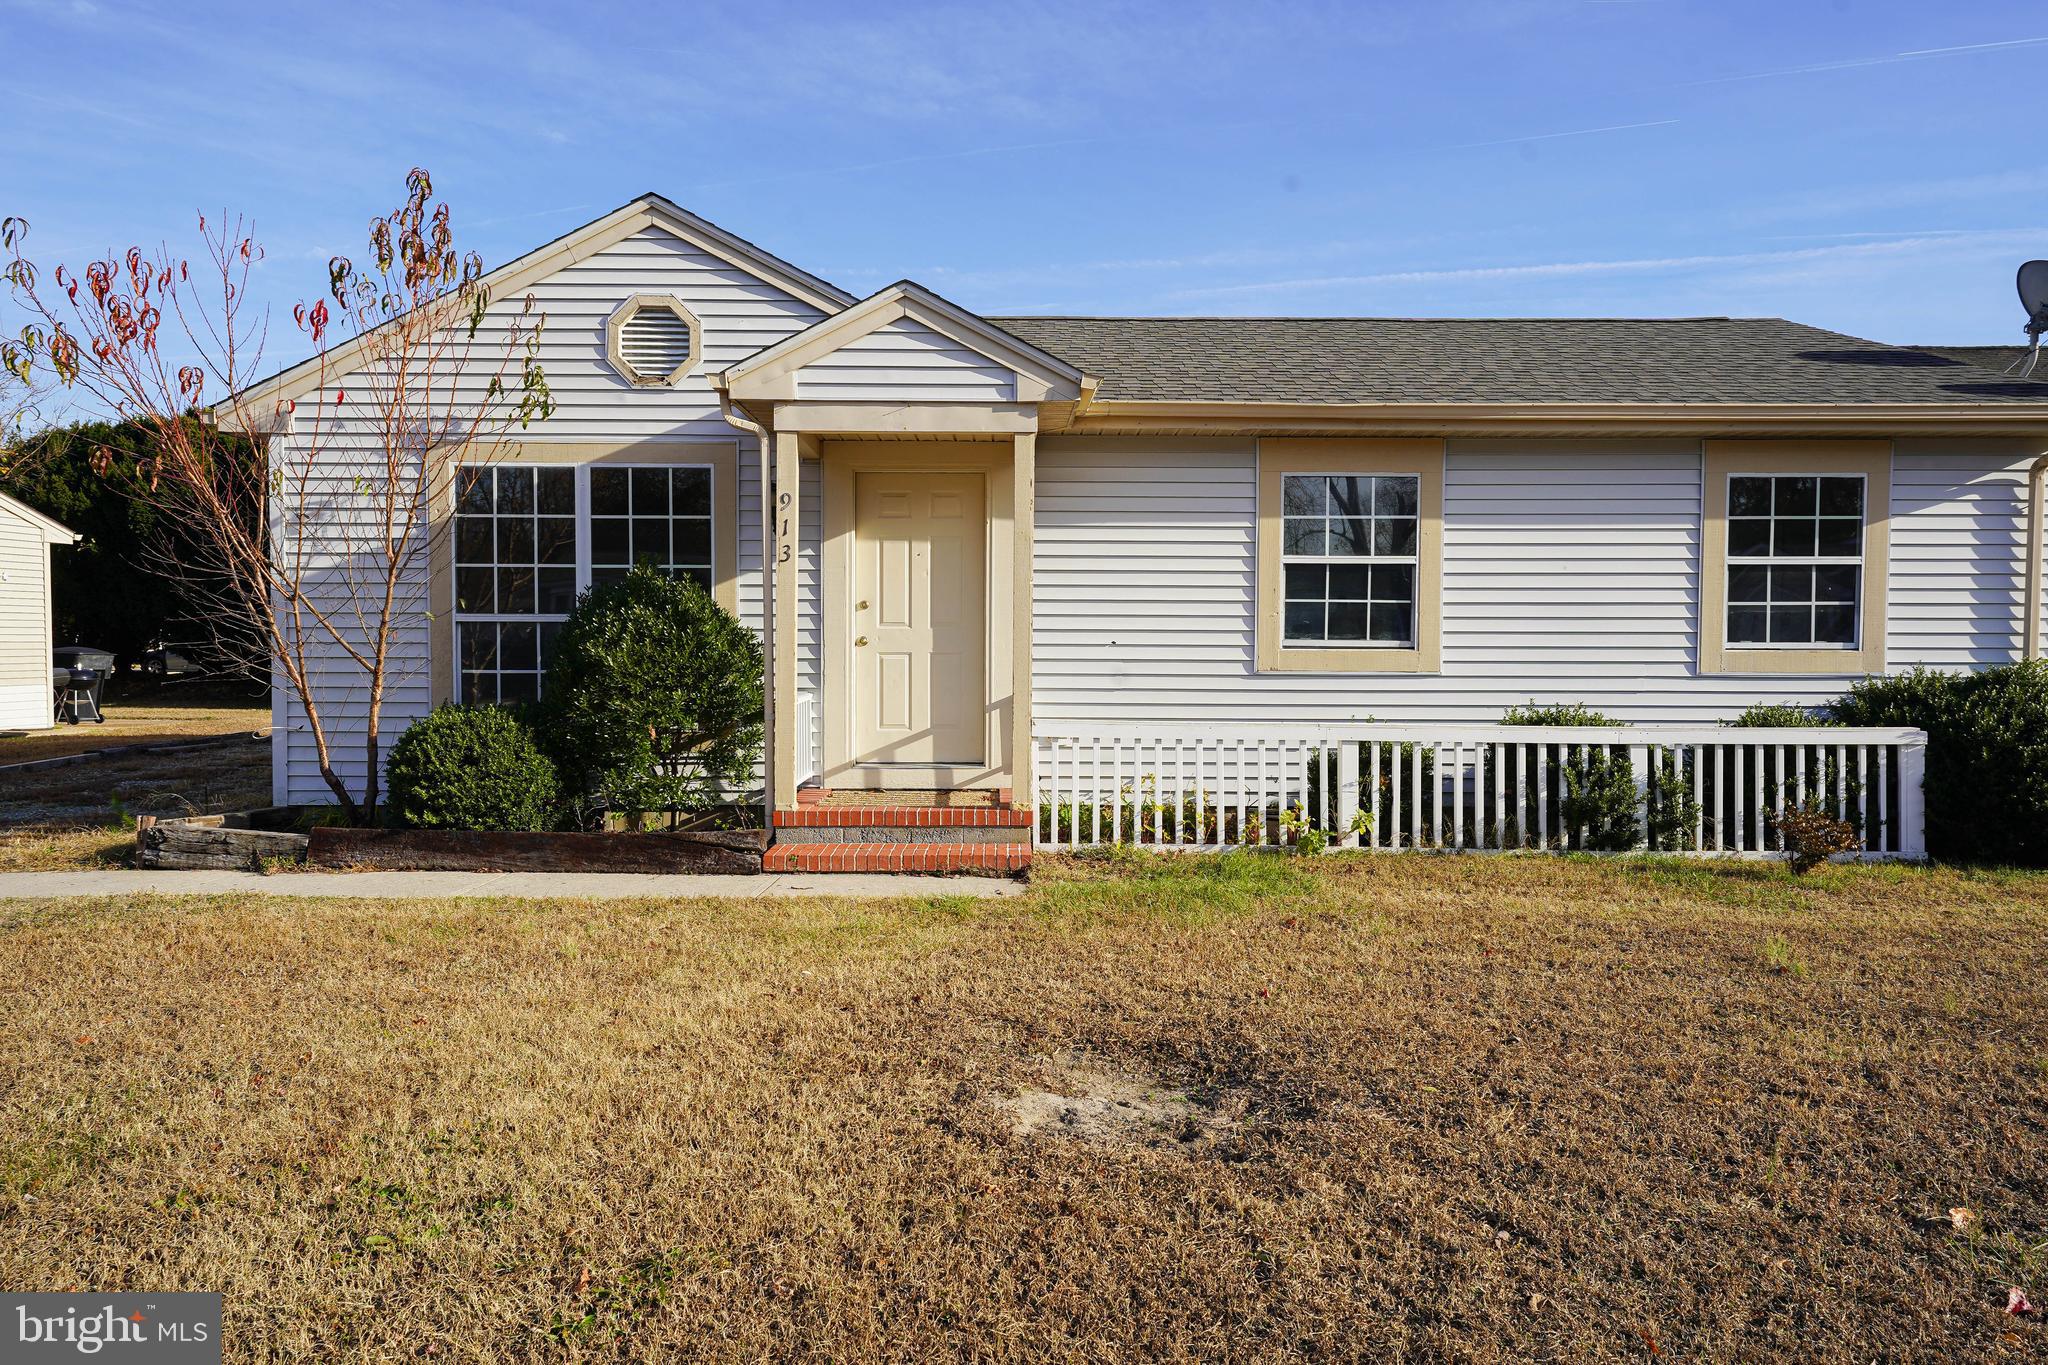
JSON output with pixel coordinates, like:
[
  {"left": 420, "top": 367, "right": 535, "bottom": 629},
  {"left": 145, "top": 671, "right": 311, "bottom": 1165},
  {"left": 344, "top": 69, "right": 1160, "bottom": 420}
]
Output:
[
  {"left": 858, "top": 599, "right": 869, "bottom": 610},
  {"left": 856, "top": 636, "right": 868, "bottom": 647}
]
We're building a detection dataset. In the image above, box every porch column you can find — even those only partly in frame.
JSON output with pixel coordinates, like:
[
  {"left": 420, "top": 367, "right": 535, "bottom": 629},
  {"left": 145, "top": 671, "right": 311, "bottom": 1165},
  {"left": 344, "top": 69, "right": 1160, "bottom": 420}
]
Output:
[
  {"left": 772, "top": 429, "right": 803, "bottom": 806},
  {"left": 1011, "top": 432, "right": 1035, "bottom": 807}
]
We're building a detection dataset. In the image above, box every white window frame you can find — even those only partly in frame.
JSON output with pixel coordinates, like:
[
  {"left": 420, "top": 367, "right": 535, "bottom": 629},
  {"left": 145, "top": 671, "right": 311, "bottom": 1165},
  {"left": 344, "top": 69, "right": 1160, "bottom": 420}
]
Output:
[
  {"left": 1723, "top": 471, "right": 1865, "bottom": 651},
  {"left": 1278, "top": 470, "right": 1422, "bottom": 650},
  {"left": 450, "top": 461, "right": 716, "bottom": 703}
]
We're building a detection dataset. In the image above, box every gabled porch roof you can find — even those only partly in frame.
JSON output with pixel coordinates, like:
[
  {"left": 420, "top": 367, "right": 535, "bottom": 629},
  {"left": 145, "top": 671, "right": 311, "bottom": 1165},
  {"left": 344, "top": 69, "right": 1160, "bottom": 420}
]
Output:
[{"left": 713, "top": 280, "right": 1093, "bottom": 408}]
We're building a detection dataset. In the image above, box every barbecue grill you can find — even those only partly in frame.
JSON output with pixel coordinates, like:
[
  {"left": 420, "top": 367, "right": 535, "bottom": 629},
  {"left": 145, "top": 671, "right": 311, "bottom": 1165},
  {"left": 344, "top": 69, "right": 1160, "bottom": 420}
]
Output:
[{"left": 52, "top": 646, "right": 113, "bottom": 723}]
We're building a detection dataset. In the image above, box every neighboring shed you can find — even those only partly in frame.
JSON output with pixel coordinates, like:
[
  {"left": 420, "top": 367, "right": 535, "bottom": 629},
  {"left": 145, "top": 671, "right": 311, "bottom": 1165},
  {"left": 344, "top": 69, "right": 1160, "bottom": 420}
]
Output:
[{"left": 0, "top": 491, "right": 78, "bottom": 731}]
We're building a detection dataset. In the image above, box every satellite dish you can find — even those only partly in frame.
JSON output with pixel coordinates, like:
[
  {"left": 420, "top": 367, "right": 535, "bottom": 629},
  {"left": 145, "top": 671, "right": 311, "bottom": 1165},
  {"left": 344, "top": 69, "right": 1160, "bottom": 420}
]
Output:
[{"left": 2005, "top": 260, "right": 2048, "bottom": 377}]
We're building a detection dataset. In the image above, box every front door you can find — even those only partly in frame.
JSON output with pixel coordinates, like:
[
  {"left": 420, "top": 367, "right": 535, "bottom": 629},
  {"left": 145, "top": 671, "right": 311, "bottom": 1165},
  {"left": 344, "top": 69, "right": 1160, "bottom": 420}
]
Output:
[{"left": 852, "top": 471, "right": 987, "bottom": 766}]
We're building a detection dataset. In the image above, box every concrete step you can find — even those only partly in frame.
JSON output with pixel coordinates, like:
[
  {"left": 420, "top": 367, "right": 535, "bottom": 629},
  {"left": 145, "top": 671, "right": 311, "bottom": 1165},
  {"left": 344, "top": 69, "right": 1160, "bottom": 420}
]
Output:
[
  {"left": 771, "top": 806, "right": 1033, "bottom": 845},
  {"left": 762, "top": 842, "right": 1032, "bottom": 875}
]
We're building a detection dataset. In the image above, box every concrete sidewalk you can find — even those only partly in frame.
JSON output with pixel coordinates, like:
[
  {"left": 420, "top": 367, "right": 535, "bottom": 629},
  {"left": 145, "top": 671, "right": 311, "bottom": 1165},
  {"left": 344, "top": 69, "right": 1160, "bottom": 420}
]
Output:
[{"left": 0, "top": 869, "right": 1025, "bottom": 901}]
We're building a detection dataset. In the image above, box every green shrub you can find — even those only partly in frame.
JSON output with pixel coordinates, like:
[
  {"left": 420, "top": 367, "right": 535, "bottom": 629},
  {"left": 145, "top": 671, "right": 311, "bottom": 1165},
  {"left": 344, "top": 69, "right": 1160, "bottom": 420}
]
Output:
[
  {"left": 385, "top": 704, "right": 559, "bottom": 831},
  {"left": 1642, "top": 755, "right": 1702, "bottom": 852},
  {"left": 1827, "top": 662, "right": 2048, "bottom": 865},
  {"left": 1556, "top": 749, "right": 1636, "bottom": 850},
  {"left": 1500, "top": 702, "right": 1624, "bottom": 728},
  {"left": 1726, "top": 702, "right": 1834, "bottom": 728},
  {"left": 538, "top": 565, "right": 763, "bottom": 825},
  {"left": 1504, "top": 704, "right": 1634, "bottom": 848}
]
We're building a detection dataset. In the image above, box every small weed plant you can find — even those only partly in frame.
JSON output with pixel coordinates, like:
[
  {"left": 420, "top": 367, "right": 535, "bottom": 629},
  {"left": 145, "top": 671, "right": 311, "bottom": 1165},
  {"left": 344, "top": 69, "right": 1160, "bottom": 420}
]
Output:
[{"left": 1771, "top": 804, "right": 1862, "bottom": 874}]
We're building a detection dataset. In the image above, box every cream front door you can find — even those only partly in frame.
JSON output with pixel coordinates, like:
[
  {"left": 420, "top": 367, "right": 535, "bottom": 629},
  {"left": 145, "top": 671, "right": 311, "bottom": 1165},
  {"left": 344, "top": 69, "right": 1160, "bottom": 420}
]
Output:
[{"left": 852, "top": 471, "right": 987, "bottom": 766}]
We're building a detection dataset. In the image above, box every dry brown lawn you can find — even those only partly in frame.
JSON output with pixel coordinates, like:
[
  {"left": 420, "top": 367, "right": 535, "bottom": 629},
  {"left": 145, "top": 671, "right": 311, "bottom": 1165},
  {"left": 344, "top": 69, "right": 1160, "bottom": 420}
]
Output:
[
  {"left": 0, "top": 689, "right": 268, "bottom": 764},
  {"left": 1, "top": 853, "right": 2044, "bottom": 1362},
  {"left": 0, "top": 688, "right": 270, "bottom": 871}
]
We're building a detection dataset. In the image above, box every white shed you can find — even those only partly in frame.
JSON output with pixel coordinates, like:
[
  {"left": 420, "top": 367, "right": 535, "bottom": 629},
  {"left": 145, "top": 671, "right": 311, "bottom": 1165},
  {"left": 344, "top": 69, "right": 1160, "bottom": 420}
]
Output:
[{"left": 0, "top": 491, "right": 78, "bottom": 732}]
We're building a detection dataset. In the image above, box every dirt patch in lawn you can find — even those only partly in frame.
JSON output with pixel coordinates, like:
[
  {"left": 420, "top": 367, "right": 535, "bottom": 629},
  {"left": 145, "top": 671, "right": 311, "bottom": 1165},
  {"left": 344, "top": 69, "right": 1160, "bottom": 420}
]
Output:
[
  {"left": 993, "top": 1054, "right": 1246, "bottom": 1152},
  {"left": 0, "top": 855, "right": 2044, "bottom": 1361}
]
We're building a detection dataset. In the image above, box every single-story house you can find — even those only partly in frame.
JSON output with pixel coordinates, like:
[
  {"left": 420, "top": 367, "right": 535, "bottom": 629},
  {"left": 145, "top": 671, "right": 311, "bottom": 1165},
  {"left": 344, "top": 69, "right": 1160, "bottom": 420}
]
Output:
[
  {"left": 235, "top": 195, "right": 2048, "bottom": 862},
  {"left": 0, "top": 491, "right": 78, "bottom": 732}
]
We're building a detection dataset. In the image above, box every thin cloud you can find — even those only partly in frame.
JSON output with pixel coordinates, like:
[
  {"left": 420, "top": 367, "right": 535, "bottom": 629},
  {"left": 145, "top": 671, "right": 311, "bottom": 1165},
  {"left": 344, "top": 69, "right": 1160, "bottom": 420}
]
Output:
[
  {"left": 1442, "top": 118, "right": 1677, "bottom": 151},
  {"left": 1738, "top": 166, "right": 2048, "bottom": 225},
  {"left": 1690, "top": 34, "right": 2048, "bottom": 85},
  {"left": 1898, "top": 36, "right": 2048, "bottom": 56},
  {"left": 1167, "top": 229, "right": 2048, "bottom": 300}
]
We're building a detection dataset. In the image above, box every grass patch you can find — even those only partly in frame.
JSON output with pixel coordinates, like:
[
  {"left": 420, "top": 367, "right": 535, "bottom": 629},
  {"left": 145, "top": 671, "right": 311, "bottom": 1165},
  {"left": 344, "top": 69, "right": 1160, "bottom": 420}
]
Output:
[
  {"left": 1759, "top": 931, "right": 1808, "bottom": 977},
  {"left": 1029, "top": 846, "right": 1318, "bottom": 922},
  {"left": 0, "top": 859, "right": 2044, "bottom": 1360}
]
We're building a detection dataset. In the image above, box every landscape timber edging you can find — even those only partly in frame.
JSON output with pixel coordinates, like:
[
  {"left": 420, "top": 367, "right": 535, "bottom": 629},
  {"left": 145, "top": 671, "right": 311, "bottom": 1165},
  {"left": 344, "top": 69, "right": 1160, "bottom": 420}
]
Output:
[{"left": 306, "top": 825, "right": 769, "bottom": 874}]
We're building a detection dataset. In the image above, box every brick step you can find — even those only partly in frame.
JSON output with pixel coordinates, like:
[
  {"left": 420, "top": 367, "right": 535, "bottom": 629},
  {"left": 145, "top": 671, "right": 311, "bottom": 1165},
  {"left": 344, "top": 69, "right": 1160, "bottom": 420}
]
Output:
[
  {"left": 773, "top": 806, "right": 1033, "bottom": 829},
  {"left": 773, "top": 825, "right": 1029, "bottom": 845},
  {"left": 764, "top": 842, "right": 1033, "bottom": 875}
]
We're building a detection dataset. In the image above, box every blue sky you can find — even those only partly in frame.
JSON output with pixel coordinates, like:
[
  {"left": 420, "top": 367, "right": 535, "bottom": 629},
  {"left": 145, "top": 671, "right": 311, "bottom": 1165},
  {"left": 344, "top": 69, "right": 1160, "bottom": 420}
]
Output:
[{"left": 4, "top": 0, "right": 2047, "bottom": 358}]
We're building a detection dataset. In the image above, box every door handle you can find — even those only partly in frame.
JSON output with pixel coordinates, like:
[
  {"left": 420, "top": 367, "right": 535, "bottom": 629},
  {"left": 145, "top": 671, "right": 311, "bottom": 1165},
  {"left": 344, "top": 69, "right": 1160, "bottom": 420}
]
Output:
[
  {"left": 858, "top": 599, "right": 869, "bottom": 610},
  {"left": 856, "top": 636, "right": 868, "bottom": 647}
]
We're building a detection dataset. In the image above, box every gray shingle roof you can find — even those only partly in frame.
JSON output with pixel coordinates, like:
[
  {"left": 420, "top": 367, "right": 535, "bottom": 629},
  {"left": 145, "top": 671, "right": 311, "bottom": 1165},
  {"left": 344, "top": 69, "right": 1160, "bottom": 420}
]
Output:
[
  {"left": 1915, "top": 345, "right": 2041, "bottom": 376},
  {"left": 984, "top": 316, "right": 2048, "bottom": 405}
]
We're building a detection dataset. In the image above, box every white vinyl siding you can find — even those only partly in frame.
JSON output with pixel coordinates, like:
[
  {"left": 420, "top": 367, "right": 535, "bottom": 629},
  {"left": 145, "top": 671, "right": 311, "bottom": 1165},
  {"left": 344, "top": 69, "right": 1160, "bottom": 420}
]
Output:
[
  {"left": 1033, "top": 436, "right": 2046, "bottom": 729},
  {"left": 1889, "top": 437, "right": 2047, "bottom": 669},
  {"left": 273, "top": 223, "right": 827, "bottom": 805},
  {"left": 0, "top": 505, "right": 57, "bottom": 731},
  {"left": 794, "top": 317, "right": 1016, "bottom": 402}
]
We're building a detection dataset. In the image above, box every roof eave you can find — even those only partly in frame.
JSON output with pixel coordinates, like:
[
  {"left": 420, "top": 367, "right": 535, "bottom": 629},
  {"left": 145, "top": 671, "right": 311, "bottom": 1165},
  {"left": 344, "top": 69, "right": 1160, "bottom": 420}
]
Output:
[
  {"left": 1068, "top": 399, "right": 2048, "bottom": 437},
  {"left": 0, "top": 491, "right": 78, "bottom": 543},
  {"left": 715, "top": 280, "right": 1087, "bottom": 395}
]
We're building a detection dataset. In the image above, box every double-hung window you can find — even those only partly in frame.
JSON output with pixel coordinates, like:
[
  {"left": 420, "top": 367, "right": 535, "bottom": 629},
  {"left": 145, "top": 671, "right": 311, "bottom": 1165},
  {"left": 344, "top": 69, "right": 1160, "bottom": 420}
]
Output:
[
  {"left": 1256, "top": 439, "right": 1443, "bottom": 674},
  {"left": 452, "top": 461, "right": 716, "bottom": 704},
  {"left": 1725, "top": 474, "right": 1863, "bottom": 648},
  {"left": 1701, "top": 441, "right": 1888, "bottom": 675},
  {"left": 1281, "top": 473, "right": 1420, "bottom": 646}
]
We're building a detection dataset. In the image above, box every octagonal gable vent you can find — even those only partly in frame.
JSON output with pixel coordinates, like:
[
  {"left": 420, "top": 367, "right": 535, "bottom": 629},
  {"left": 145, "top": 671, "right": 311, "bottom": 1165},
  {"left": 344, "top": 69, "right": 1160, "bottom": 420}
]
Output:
[{"left": 605, "top": 296, "right": 702, "bottom": 387}]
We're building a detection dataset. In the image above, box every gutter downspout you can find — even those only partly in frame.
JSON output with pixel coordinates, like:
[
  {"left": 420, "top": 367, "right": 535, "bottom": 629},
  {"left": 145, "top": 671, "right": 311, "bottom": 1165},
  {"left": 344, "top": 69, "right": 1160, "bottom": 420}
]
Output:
[
  {"left": 718, "top": 386, "right": 778, "bottom": 815},
  {"left": 2028, "top": 450, "right": 2047, "bottom": 662}
]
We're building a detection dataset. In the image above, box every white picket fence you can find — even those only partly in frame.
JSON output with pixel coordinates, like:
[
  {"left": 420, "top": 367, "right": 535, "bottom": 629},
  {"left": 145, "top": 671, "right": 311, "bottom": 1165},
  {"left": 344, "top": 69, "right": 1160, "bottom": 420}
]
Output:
[{"left": 1034, "top": 724, "right": 1928, "bottom": 859}]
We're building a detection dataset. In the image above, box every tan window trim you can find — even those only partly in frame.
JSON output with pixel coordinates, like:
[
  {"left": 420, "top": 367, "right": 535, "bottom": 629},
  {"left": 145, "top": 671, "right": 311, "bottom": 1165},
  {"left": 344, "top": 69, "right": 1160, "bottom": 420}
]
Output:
[
  {"left": 428, "top": 440, "right": 740, "bottom": 706},
  {"left": 1700, "top": 440, "right": 1889, "bottom": 676},
  {"left": 1256, "top": 438, "right": 1444, "bottom": 674}
]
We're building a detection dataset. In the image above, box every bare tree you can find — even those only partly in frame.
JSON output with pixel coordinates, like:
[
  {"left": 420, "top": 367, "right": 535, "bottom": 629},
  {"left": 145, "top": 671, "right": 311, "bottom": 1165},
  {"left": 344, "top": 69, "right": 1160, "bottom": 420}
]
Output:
[
  {"left": 0, "top": 310, "right": 42, "bottom": 442},
  {"left": 2, "top": 169, "right": 553, "bottom": 821}
]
